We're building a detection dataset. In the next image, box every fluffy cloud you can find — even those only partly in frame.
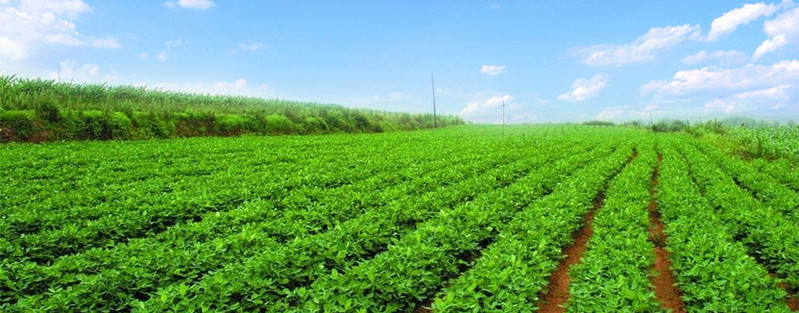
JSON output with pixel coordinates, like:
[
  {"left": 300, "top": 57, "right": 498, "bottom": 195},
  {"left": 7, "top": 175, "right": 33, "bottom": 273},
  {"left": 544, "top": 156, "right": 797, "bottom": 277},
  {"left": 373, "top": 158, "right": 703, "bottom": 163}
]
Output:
[
  {"left": 574, "top": 24, "right": 701, "bottom": 66},
  {"left": 157, "top": 52, "right": 168, "bottom": 62},
  {"left": 558, "top": 74, "right": 608, "bottom": 101},
  {"left": 642, "top": 60, "right": 799, "bottom": 96},
  {"left": 480, "top": 65, "right": 506, "bottom": 76},
  {"left": 459, "top": 94, "right": 515, "bottom": 122},
  {"left": 754, "top": 6, "right": 799, "bottom": 59},
  {"left": 706, "top": 2, "right": 781, "bottom": 41},
  {"left": 47, "top": 59, "right": 119, "bottom": 83},
  {"left": 705, "top": 85, "right": 793, "bottom": 113},
  {"left": 683, "top": 50, "right": 747, "bottom": 66},
  {"left": 165, "top": 0, "right": 215, "bottom": 10},
  {"left": 0, "top": 0, "right": 119, "bottom": 60},
  {"left": 595, "top": 106, "right": 626, "bottom": 121},
  {"left": 148, "top": 78, "right": 272, "bottom": 98}
]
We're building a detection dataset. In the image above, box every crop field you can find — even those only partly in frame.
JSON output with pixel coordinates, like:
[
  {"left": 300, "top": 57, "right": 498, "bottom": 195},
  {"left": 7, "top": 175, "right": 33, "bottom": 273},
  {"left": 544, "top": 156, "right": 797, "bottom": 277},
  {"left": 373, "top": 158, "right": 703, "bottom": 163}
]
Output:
[{"left": 1, "top": 125, "right": 798, "bottom": 312}]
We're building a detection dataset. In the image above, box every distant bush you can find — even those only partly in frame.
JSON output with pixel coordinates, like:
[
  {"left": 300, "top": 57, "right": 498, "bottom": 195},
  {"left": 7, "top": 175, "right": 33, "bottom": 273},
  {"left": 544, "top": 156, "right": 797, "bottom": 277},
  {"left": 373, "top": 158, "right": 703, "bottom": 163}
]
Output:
[
  {"left": 0, "top": 110, "right": 38, "bottom": 141},
  {"left": 652, "top": 120, "right": 689, "bottom": 133},
  {"left": 582, "top": 120, "right": 615, "bottom": 126}
]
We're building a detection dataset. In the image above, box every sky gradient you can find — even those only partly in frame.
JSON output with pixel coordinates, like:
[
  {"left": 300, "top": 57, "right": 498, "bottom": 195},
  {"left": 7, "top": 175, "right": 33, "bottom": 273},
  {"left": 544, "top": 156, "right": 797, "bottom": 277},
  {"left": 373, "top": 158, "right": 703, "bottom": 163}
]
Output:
[{"left": 1, "top": 0, "right": 798, "bottom": 123}]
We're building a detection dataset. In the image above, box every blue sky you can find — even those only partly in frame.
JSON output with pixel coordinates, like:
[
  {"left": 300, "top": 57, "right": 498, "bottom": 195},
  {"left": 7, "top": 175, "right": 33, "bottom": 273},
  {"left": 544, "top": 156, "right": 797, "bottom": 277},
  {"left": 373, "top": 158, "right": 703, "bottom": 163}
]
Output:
[{"left": 1, "top": 0, "right": 798, "bottom": 123}]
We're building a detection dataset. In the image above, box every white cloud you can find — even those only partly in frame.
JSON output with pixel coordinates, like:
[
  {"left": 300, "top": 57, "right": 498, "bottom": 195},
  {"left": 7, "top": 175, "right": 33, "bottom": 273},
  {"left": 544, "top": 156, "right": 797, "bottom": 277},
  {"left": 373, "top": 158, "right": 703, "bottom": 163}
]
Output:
[
  {"left": 705, "top": 85, "right": 793, "bottom": 113},
  {"left": 88, "top": 37, "right": 120, "bottom": 49},
  {"left": 480, "top": 65, "right": 506, "bottom": 76},
  {"left": 459, "top": 94, "right": 515, "bottom": 122},
  {"left": 238, "top": 42, "right": 265, "bottom": 51},
  {"left": 642, "top": 60, "right": 799, "bottom": 96},
  {"left": 595, "top": 106, "right": 626, "bottom": 121},
  {"left": 0, "top": 0, "right": 119, "bottom": 60},
  {"left": 706, "top": 2, "right": 781, "bottom": 41},
  {"left": 170, "top": 0, "right": 214, "bottom": 10},
  {"left": 47, "top": 59, "right": 118, "bottom": 83},
  {"left": 228, "top": 41, "right": 266, "bottom": 54},
  {"left": 574, "top": 24, "right": 701, "bottom": 66},
  {"left": 683, "top": 50, "right": 747, "bottom": 66},
  {"left": 558, "top": 73, "right": 608, "bottom": 101},
  {"left": 148, "top": 78, "right": 273, "bottom": 98},
  {"left": 754, "top": 7, "right": 799, "bottom": 59},
  {"left": 754, "top": 34, "right": 788, "bottom": 59},
  {"left": 139, "top": 53, "right": 149, "bottom": 59},
  {"left": 154, "top": 39, "right": 184, "bottom": 62}
]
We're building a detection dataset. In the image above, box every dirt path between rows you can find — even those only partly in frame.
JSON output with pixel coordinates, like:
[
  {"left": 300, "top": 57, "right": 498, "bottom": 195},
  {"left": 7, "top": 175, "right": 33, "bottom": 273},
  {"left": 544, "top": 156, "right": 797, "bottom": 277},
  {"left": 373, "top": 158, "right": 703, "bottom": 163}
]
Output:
[
  {"left": 534, "top": 193, "right": 601, "bottom": 313},
  {"left": 648, "top": 153, "right": 686, "bottom": 313},
  {"left": 535, "top": 149, "right": 638, "bottom": 313}
]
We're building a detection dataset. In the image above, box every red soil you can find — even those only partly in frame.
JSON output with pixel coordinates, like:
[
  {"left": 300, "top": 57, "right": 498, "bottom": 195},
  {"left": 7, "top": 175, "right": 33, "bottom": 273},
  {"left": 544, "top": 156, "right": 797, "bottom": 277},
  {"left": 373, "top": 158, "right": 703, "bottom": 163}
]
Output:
[
  {"left": 648, "top": 153, "right": 686, "bottom": 313},
  {"left": 535, "top": 193, "right": 601, "bottom": 313}
]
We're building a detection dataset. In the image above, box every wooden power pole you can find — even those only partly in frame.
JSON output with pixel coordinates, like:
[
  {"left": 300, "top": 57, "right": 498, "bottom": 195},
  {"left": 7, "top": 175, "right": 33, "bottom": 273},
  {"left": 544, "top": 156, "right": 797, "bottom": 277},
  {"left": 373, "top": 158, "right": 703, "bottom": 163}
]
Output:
[
  {"left": 502, "top": 101, "right": 505, "bottom": 135},
  {"left": 431, "top": 73, "right": 437, "bottom": 128}
]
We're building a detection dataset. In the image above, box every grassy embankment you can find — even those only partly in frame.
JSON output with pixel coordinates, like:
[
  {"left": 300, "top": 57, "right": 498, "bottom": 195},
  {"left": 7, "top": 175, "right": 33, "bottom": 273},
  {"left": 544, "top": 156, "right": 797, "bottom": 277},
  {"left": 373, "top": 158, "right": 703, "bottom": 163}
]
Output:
[{"left": 0, "top": 76, "right": 463, "bottom": 142}]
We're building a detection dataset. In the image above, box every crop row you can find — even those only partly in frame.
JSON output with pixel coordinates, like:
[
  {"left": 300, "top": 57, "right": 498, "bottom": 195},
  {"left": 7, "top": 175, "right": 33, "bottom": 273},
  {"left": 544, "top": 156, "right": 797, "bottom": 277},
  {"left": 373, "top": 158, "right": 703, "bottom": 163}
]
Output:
[
  {"left": 429, "top": 141, "right": 636, "bottom": 311},
  {"left": 678, "top": 143, "right": 799, "bottom": 293},
  {"left": 137, "top": 139, "right": 621, "bottom": 312},
  {"left": 1, "top": 141, "right": 501, "bottom": 305},
  {"left": 8, "top": 133, "right": 607, "bottom": 311},
  {"left": 3, "top": 131, "right": 554, "bottom": 308},
  {"left": 657, "top": 139, "right": 790, "bottom": 311},
  {"left": 750, "top": 158, "right": 799, "bottom": 192},
  {"left": 1, "top": 132, "right": 449, "bottom": 238},
  {"left": 566, "top": 140, "right": 661, "bottom": 311},
  {"left": 0, "top": 142, "right": 453, "bottom": 265},
  {"left": 693, "top": 141, "right": 798, "bottom": 220}
]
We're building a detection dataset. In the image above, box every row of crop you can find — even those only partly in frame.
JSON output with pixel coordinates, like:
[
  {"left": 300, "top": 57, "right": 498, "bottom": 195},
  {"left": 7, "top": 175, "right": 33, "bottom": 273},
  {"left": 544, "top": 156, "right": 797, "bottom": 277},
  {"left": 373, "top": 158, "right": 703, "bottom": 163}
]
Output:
[
  {"left": 1, "top": 133, "right": 511, "bottom": 307},
  {"left": 657, "top": 139, "right": 790, "bottom": 311},
  {"left": 1, "top": 129, "right": 479, "bottom": 265},
  {"left": 267, "top": 144, "right": 624, "bottom": 312},
  {"left": 678, "top": 143, "right": 799, "bottom": 293},
  {"left": 565, "top": 141, "right": 660, "bottom": 311},
  {"left": 0, "top": 144, "right": 434, "bottom": 265},
  {"left": 132, "top": 141, "right": 613, "bottom": 313},
  {"left": 693, "top": 141, "right": 799, "bottom": 220},
  {"left": 750, "top": 158, "right": 799, "bottom": 192},
  {"left": 0, "top": 131, "right": 431, "bottom": 234},
  {"left": 11, "top": 141, "right": 578, "bottom": 312},
  {"left": 428, "top": 143, "right": 636, "bottom": 311}
]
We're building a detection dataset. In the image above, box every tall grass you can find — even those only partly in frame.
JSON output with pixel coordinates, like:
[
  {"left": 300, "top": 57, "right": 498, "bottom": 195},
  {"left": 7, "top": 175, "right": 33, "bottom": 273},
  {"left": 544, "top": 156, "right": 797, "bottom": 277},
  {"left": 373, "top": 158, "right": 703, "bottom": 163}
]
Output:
[{"left": 0, "top": 75, "right": 464, "bottom": 142}]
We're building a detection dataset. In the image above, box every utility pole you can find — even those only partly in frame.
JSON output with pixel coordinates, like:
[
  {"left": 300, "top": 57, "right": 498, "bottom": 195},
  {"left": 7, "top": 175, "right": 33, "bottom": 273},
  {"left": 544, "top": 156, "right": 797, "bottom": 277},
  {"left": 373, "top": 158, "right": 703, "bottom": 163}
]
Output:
[
  {"left": 431, "top": 73, "right": 437, "bottom": 128},
  {"left": 502, "top": 101, "right": 505, "bottom": 135}
]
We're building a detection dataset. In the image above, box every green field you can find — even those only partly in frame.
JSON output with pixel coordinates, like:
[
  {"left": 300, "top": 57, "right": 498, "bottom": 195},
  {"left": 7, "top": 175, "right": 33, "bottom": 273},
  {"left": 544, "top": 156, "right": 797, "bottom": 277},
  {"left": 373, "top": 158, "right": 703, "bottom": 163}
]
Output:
[{"left": 2, "top": 125, "right": 799, "bottom": 312}]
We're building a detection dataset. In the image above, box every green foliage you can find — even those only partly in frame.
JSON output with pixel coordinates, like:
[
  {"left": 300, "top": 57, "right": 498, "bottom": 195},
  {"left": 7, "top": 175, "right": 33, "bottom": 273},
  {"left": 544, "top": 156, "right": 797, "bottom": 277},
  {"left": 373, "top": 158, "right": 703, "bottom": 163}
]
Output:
[
  {"left": 652, "top": 119, "right": 689, "bottom": 132},
  {"left": 1, "top": 125, "right": 798, "bottom": 312},
  {"left": 0, "top": 110, "right": 38, "bottom": 141},
  {"left": 0, "top": 75, "right": 464, "bottom": 142},
  {"left": 656, "top": 141, "right": 789, "bottom": 312},
  {"left": 582, "top": 120, "right": 615, "bottom": 126}
]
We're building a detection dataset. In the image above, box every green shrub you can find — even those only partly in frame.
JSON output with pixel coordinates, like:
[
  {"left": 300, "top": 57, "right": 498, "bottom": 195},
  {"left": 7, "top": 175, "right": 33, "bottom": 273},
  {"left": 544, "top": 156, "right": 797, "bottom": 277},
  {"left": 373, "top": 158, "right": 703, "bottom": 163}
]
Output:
[
  {"left": 35, "top": 99, "right": 61, "bottom": 123},
  {"left": 265, "top": 114, "right": 297, "bottom": 134},
  {"left": 0, "top": 110, "right": 37, "bottom": 141},
  {"left": 215, "top": 114, "right": 252, "bottom": 134},
  {"left": 109, "top": 112, "right": 133, "bottom": 140}
]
